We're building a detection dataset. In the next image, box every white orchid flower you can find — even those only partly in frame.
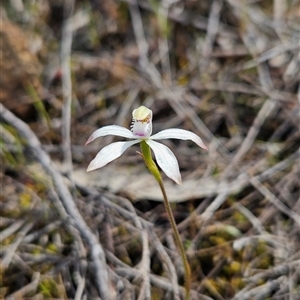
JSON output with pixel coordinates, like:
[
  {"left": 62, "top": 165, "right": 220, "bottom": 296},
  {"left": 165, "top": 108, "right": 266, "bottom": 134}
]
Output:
[{"left": 86, "top": 106, "right": 207, "bottom": 185}]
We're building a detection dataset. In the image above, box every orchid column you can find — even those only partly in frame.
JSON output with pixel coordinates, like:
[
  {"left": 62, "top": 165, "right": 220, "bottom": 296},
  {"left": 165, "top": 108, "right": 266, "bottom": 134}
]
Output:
[{"left": 86, "top": 106, "right": 207, "bottom": 299}]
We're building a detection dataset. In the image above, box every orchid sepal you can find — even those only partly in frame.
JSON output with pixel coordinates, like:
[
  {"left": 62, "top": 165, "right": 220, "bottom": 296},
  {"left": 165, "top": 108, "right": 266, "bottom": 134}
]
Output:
[
  {"left": 87, "top": 140, "right": 139, "bottom": 171},
  {"left": 146, "top": 139, "right": 182, "bottom": 185},
  {"left": 86, "top": 125, "right": 134, "bottom": 145},
  {"left": 150, "top": 128, "right": 208, "bottom": 150}
]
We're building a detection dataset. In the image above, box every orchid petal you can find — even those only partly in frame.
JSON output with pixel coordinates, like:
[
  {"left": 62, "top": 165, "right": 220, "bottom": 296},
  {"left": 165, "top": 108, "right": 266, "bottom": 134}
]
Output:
[
  {"left": 146, "top": 140, "right": 182, "bottom": 185},
  {"left": 150, "top": 128, "right": 207, "bottom": 150},
  {"left": 86, "top": 125, "right": 134, "bottom": 145},
  {"left": 87, "top": 140, "right": 139, "bottom": 171}
]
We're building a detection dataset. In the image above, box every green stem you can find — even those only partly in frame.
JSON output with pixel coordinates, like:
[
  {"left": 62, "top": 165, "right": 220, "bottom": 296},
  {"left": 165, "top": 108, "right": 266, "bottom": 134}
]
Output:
[{"left": 140, "top": 141, "right": 191, "bottom": 300}]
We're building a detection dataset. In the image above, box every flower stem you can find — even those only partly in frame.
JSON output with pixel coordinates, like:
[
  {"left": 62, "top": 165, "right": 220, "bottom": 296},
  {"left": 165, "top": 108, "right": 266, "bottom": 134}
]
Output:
[{"left": 140, "top": 141, "right": 191, "bottom": 300}]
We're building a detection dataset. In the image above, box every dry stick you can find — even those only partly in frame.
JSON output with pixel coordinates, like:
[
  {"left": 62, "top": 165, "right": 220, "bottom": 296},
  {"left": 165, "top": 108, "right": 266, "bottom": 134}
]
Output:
[
  {"left": 189, "top": 81, "right": 297, "bottom": 103},
  {"left": 244, "top": 42, "right": 299, "bottom": 70},
  {"left": 120, "top": 197, "right": 151, "bottom": 300},
  {"left": 199, "top": 0, "right": 223, "bottom": 73},
  {"left": 115, "top": 88, "right": 140, "bottom": 127},
  {"left": 233, "top": 8, "right": 277, "bottom": 94},
  {"left": 157, "top": 0, "right": 172, "bottom": 85},
  {"left": 137, "top": 231, "right": 151, "bottom": 300},
  {"left": 11, "top": 253, "right": 35, "bottom": 277},
  {"left": 115, "top": 266, "right": 214, "bottom": 300},
  {"left": 235, "top": 151, "right": 300, "bottom": 232},
  {"left": 61, "top": 0, "right": 75, "bottom": 183},
  {"left": 0, "top": 176, "right": 44, "bottom": 248},
  {"left": 22, "top": 220, "right": 63, "bottom": 245},
  {"left": 274, "top": 162, "right": 300, "bottom": 208},
  {"left": 47, "top": 182, "right": 87, "bottom": 261},
  {"left": 128, "top": 0, "right": 162, "bottom": 87},
  {"left": 233, "top": 235, "right": 288, "bottom": 254},
  {"left": 201, "top": 189, "right": 230, "bottom": 222},
  {"left": 152, "top": 235, "right": 181, "bottom": 300},
  {"left": 60, "top": 8, "right": 89, "bottom": 175},
  {"left": 0, "top": 219, "right": 26, "bottom": 243},
  {"left": 6, "top": 272, "right": 40, "bottom": 300},
  {"left": 254, "top": 150, "right": 299, "bottom": 183},
  {"left": 159, "top": 89, "right": 231, "bottom": 161},
  {"left": 117, "top": 189, "right": 151, "bottom": 300},
  {"left": 1, "top": 221, "right": 35, "bottom": 269},
  {"left": 249, "top": 176, "right": 300, "bottom": 226},
  {"left": 233, "top": 202, "right": 267, "bottom": 235},
  {"left": 74, "top": 264, "right": 86, "bottom": 300},
  {"left": 126, "top": 0, "right": 234, "bottom": 33},
  {"left": 223, "top": 97, "right": 277, "bottom": 177},
  {"left": 231, "top": 259, "right": 300, "bottom": 300},
  {"left": 106, "top": 88, "right": 140, "bottom": 145},
  {"left": 236, "top": 280, "right": 281, "bottom": 300},
  {"left": 0, "top": 104, "right": 111, "bottom": 300},
  {"left": 283, "top": 51, "right": 300, "bottom": 87},
  {"left": 222, "top": 7, "right": 279, "bottom": 177},
  {"left": 273, "top": 0, "right": 289, "bottom": 44},
  {"left": 222, "top": 59, "right": 277, "bottom": 177},
  {"left": 196, "top": 259, "right": 227, "bottom": 299}
]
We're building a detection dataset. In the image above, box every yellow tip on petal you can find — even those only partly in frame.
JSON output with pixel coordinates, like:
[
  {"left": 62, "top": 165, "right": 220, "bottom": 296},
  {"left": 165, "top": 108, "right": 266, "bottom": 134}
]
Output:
[{"left": 132, "top": 106, "right": 152, "bottom": 121}]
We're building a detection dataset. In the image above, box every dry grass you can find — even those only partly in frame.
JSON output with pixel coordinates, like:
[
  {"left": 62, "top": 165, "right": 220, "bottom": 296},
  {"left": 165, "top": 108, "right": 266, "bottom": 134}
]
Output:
[{"left": 1, "top": 0, "right": 299, "bottom": 299}]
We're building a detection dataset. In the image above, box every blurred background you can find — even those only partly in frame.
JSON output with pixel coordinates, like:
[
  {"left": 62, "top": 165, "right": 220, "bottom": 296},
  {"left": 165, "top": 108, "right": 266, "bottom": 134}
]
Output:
[{"left": 1, "top": 0, "right": 299, "bottom": 299}]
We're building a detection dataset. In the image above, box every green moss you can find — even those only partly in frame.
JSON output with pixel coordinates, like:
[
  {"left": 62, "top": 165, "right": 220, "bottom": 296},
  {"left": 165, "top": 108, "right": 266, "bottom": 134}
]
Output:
[
  {"left": 209, "top": 235, "right": 227, "bottom": 245},
  {"left": 19, "top": 192, "right": 32, "bottom": 209},
  {"left": 46, "top": 243, "right": 59, "bottom": 253},
  {"left": 223, "top": 260, "right": 242, "bottom": 276},
  {"left": 38, "top": 277, "right": 60, "bottom": 298}
]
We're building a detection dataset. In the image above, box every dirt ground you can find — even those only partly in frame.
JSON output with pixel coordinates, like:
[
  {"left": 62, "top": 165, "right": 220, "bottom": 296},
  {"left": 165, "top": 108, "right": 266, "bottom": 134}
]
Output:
[{"left": 1, "top": 1, "right": 299, "bottom": 299}]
